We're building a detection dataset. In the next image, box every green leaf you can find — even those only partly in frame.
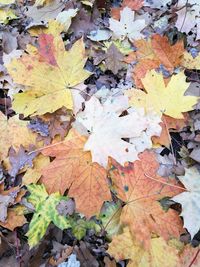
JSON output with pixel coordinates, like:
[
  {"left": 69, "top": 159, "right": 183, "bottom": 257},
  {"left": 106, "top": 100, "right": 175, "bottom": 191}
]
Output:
[
  {"left": 26, "top": 184, "right": 71, "bottom": 248},
  {"left": 99, "top": 201, "right": 122, "bottom": 239}
]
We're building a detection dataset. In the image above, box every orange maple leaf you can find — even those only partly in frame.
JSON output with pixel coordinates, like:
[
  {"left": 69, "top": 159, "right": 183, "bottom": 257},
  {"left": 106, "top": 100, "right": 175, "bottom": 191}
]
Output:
[
  {"left": 151, "top": 34, "right": 184, "bottom": 70},
  {"left": 40, "top": 129, "right": 111, "bottom": 217},
  {"left": 127, "top": 35, "right": 184, "bottom": 88},
  {"left": 152, "top": 114, "right": 188, "bottom": 147},
  {"left": 109, "top": 151, "right": 184, "bottom": 248}
]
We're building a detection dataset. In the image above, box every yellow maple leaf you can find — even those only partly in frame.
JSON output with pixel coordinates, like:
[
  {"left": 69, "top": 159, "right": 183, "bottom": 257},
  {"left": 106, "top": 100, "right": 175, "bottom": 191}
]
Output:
[
  {"left": 0, "top": 112, "right": 36, "bottom": 160},
  {"left": 6, "top": 34, "right": 91, "bottom": 116},
  {"left": 181, "top": 51, "right": 200, "bottom": 70},
  {"left": 29, "top": 20, "right": 64, "bottom": 37},
  {"left": 126, "top": 70, "right": 198, "bottom": 119},
  {"left": 22, "top": 154, "right": 50, "bottom": 185},
  {"left": 108, "top": 227, "right": 180, "bottom": 267},
  {"left": 34, "top": 0, "right": 51, "bottom": 6}
]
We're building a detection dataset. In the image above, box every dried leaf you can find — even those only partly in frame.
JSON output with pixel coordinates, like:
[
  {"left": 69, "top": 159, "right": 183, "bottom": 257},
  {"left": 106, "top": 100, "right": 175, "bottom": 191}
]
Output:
[
  {"left": 6, "top": 35, "right": 90, "bottom": 116},
  {"left": 41, "top": 129, "right": 111, "bottom": 217},
  {"left": 109, "top": 151, "right": 183, "bottom": 247}
]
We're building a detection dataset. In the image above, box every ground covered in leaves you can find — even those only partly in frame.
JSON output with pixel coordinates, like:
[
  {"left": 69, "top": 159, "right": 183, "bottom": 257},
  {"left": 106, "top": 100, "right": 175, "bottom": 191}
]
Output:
[{"left": 1, "top": 0, "right": 200, "bottom": 266}]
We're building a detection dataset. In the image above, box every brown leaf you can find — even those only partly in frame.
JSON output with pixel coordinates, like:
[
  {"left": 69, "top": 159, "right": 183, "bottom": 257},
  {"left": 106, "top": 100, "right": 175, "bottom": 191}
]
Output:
[
  {"left": 0, "top": 209, "right": 27, "bottom": 231},
  {"left": 105, "top": 44, "right": 125, "bottom": 75}
]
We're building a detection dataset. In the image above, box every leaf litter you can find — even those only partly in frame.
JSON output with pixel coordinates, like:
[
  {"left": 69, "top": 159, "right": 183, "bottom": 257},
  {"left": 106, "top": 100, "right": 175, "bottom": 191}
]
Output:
[{"left": 0, "top": 0, "right": 200, "bottom": 266}]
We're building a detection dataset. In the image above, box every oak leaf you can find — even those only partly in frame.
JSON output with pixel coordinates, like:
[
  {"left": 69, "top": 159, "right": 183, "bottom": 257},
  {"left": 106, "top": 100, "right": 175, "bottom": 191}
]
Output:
[
  {"left": 109, "top": 151, "right": 183, "bottom": 247},
  {"left": 107, "top": 226, "right": 180, "bottom": 267},
  {"left": 127, "top": 70, "right": 198, "bottom": 119},
  {"left": 40, "top": 129, "right": 111, "bottom": 217},
  {"left": 6, "top": 34, "right": 90, "bottom": 116},
  {"left": 0, "top": 112, "right": 36, "bottom": 160}
]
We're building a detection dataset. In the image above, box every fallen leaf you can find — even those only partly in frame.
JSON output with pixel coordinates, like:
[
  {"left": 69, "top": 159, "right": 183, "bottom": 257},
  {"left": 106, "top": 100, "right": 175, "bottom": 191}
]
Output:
[
  {"left": 109, "top": 151, "right": 183, "bottom": 247},
  {"left": 182, "top": 51, "right": 200, "bottom": 69},
  {"left": 111, "top": 0, "right": 144, "bottom": 20},
  {"left": 127, "top": 70, "right": 198, "bottom": 119},
  {"left": 0, "top": 8, "right": 17, "bottom": 24},
  {"left": 109, "top": 7, "right": 146, "bottom": 41},
  {"left": 25, "top": 0, "right": 64, "bottom": 25},
  {"left": 0, "top": 208, "right": 27, "bottom": 231},
  {"left": 56, "top": 9, "right": 78, "bottom": 32},
  {"left": 22, "top": 154, "right": 50, "bottom": 185},
  {"left": 8, "top": 145, "right": 37, "bottom": 177},
  {"left": 108, "top": 226, "right": 180, "bottom": 267},
  {"left": 41, "top": 129, "right": 111, "bottom": 217},
  {"left": 151, "top": 34, "right": 184, "bottom": 70},
  {"left": 152, "top": 114, "right": 188, "bottom": 147},
  {"left": 99, "top": 201, "right": 122, "bottom": 239},
  {"left": 104, "top": 43, "right": 125, "bottom": 74},
  {"left": 6, "top": 35, "right": 91, "bottom": 116},
  {"left": 0, "top": 112, "right": 36, "bottom": 160},
  {"left": 26, "top": 184, "right": 71, "bottom": 248},
  {"left": 172, "top": 167, "right": 200, "bottom": 239}
]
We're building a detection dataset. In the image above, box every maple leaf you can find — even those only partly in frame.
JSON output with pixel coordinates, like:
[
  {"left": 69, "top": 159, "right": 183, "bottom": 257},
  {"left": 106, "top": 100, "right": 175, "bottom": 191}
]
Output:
[
  {"left": 104, "top": 43, "right": 124, "bottom": 75},
  {"left": 34, "top": 0, "right": 51, "bottom": 7},
  {"left": 181, "top": 51, "right": 200, "bottom": 69},
  {"left": 127, "top": 70, "right": 198, "bottom": 119},
  {"left": 0, "top": 186, "right": 24, "bottom": 222},
  {"left": 109, "top": 7, "right": 146, "bottom": 41},
  {"left": 0, "top": 208, "right": 27, "bottom": 231},
  {"left": 6, "top": 35, "right": 91, "bottom": 116},
  {"left": 56, "top": 9, "right": 78, "bottom": 32},
  {"left": 175, "top": 1, "right": 200, "bottom": 35},
  {"left": 152, "top": 114, "right": 188, "bottom": 147},
  {"left": 151, "top": 34, "right": 184, "bottom": 70},
  {"left": 107, "top": 227, "right": 180, "bottom": 267},
  {"left": 99, "top": 201, "right": 122, "bottom": 239},
  {"left": 8, "top": 145, "right": 37, "bottom": 177},
  {"left": 0, "top": 112, "right": 36, "bottom": 160},
  {"left": 172, "top": 167, "right": 200, "bottom": 239},
  {"left": 126, "top": 35, "right": 184, "bottom": 87},
  {"left": 40, "top": 129, "right": 111, "bottom": 217},
  {"left": 111, "top": 0, "right": 144, "bottom": 20},
  {"left": 109, "top": 151, "right": 183, "bottom": 247},
  {"left": 22, "top": 154, "right": 50, "bottom": 185},
  {"left": 76, "top": 94, "right": 161, "bottom": 167},
  {"left": 133, "top": 59, "right": 160, "bottom": 88},
  {"left": 26, "top": 184, "right": 71, "bottom": 248}
]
